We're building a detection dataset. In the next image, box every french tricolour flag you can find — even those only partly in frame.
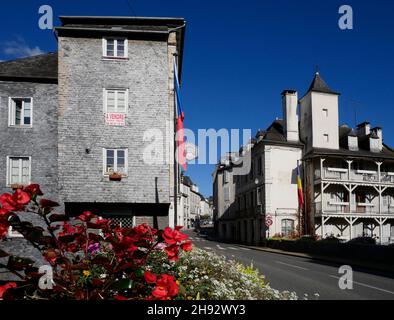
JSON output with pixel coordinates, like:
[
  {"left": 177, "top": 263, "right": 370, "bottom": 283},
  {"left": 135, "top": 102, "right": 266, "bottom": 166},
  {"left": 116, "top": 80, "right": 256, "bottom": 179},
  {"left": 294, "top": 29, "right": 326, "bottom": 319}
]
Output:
[{"left": 174, "top": 58, "right": 187, "bottom": 171}]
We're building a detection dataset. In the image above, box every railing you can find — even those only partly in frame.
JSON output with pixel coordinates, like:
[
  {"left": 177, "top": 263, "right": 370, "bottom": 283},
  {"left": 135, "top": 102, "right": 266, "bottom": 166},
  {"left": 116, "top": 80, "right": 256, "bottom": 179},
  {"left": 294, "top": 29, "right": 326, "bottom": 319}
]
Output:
[
  {"left": 315, "top": 167, "right": 394, "bottom": 184},
  {"left": 314, "top": 200, "right": 394, "bottom": 215}
]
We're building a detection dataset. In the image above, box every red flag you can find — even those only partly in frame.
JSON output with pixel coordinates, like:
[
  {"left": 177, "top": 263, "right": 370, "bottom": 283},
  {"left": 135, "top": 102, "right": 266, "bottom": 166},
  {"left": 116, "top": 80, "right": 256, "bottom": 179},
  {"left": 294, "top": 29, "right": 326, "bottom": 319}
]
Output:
[{"left": 176, "top": 111, "right": 187, "bottom": 170}]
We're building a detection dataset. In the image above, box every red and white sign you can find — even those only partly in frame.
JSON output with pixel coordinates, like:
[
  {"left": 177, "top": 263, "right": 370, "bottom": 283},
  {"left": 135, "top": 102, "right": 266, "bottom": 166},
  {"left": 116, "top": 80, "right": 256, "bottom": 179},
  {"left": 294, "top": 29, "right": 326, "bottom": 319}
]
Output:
[
  {"left": 105, "top": 113, "right": 126, "bottom": 126},
  {"left": 265, "top": 215, "right": 273, "bottom": 227}
]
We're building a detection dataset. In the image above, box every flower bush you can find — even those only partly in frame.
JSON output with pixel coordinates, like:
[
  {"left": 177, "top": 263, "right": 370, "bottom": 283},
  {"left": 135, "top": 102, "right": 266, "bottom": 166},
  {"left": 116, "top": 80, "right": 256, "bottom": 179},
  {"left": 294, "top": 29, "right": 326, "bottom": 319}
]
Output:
[
  {"left": 0, "top": 185, "right": 192, "bottom": 300},
  {"left": 145, "top": 248, "right": 298, "bottom": 300}
]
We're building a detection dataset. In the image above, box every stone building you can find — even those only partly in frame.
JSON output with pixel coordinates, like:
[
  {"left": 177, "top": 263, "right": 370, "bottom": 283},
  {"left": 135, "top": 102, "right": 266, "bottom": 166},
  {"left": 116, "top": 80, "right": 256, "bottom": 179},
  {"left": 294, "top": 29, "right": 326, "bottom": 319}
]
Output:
[
  {"left": 0, "top": 16, "right": 186, "bottom": 229},
  {"left": 213, "top": 72, "right": 394, "bottom": 245}
]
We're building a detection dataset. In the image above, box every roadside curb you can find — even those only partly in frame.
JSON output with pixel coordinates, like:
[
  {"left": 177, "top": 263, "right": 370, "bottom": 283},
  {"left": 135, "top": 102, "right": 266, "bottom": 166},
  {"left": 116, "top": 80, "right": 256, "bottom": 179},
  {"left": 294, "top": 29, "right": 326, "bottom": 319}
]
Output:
[{"left": 237, "top": 245, "right": 394, "bottom": 275}]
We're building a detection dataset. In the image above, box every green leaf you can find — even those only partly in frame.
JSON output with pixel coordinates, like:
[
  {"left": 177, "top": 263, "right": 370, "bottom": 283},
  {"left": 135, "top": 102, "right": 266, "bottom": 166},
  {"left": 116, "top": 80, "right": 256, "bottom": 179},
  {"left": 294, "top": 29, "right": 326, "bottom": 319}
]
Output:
[
  {"left": 135, "top": 269, "right": 144, "bottom": 277},
  {"left": 112, "top": 279, "right": 134, "bottom": 290}
]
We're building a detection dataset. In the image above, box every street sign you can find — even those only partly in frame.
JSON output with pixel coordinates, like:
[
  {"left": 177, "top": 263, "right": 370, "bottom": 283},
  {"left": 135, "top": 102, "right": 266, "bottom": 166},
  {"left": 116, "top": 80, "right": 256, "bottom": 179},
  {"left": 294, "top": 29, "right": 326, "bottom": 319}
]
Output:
[{"left": 265, "top": 215, "right": 273, "bottom": 227}]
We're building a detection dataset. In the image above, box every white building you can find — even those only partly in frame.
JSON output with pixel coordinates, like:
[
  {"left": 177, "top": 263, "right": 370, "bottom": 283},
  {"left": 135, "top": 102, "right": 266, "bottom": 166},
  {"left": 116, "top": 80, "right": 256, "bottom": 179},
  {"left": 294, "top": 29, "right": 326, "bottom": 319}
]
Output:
[{"left": 214, "top": 72, "right": 394, "bottom": 245}]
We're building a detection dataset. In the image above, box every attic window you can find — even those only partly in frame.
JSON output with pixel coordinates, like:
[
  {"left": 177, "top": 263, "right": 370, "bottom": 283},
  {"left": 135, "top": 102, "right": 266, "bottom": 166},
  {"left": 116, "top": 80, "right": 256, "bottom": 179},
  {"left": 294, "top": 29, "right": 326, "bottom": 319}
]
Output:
[
  {"left": 322, "top": 108, "right": 328, "bottom": 117},
  {"left": 323, "top": 134, "right": 329, "bottom": 142},
  {"left": 103, "top": 38, "right": 128, "bottom": 59}
]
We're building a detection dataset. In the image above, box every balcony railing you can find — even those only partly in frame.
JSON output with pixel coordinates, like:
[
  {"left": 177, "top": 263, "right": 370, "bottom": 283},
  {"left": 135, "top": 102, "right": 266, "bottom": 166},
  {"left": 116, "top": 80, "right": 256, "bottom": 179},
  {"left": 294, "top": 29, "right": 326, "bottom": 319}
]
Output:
[
  {"left": 315, "top": 167, "right": 394, "bottom": 184},
  {"left": 314, "top": 201, "right": 394, "bottom": 215}
]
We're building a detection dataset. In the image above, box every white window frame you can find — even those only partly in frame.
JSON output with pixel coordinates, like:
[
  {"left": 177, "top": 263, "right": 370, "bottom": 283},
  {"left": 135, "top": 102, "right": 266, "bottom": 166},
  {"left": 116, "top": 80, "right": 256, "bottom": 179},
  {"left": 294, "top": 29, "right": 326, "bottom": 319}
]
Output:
[
  {"left": 102, "top": 38, "right": 128, "bottom": 59},
  {"left": 103, "top": 148, "right": 128, "bottom": 176},
  {"left": 6, "top": 156, "right": 32, "bottom": 186},
  {"left": 8, "top": 97, "right": 33, "bottom": 127},
  {"left": 103, "top": 88, "right": 129, "bottom": 114}
]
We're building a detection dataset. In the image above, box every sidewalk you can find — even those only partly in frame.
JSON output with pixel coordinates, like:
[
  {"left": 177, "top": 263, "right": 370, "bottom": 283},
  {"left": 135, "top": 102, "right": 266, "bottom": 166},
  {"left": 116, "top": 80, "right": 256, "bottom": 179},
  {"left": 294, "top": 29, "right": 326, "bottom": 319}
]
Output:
[{"left": 237, "top": 244, "right": 394, "bottom": 275}]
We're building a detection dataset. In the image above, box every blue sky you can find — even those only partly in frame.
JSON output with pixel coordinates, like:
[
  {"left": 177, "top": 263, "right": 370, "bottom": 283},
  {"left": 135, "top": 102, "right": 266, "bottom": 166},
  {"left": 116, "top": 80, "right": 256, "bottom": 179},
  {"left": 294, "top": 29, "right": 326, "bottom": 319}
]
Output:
[{"left": 1, "top": 0, "right": 394, "bottom": 197}]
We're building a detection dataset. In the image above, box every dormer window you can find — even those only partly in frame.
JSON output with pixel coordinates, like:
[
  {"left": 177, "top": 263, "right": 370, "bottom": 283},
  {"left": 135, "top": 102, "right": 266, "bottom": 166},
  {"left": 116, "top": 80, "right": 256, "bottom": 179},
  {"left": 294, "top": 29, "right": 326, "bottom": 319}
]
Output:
[{"left": 103, "top": 38, "right": 128, "bottom": 59}]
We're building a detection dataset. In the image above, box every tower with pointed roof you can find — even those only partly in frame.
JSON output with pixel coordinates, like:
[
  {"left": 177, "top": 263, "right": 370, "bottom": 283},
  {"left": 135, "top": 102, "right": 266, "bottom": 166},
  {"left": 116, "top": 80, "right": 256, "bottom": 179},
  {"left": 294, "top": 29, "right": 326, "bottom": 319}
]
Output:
[{"left": 300, "top": 72, "right": 340, "bottom": 151}]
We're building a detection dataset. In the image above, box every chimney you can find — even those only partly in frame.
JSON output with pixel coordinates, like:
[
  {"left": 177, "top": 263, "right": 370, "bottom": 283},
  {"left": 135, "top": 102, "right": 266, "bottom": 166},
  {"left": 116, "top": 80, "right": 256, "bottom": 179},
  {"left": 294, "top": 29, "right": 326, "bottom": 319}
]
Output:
[
  {"left": 370, "top": 131, "right": 380, "bottom": 153},
  {"left": 372, "top": 127, "right": 383, "bottom": 152},
  {"left": 281, "top": 90, "right": 299, "bottom": 142},
  {"left": 356, "top": 122, "right": 371, "bottom": 136},
  {"left": 348, "top": 129, "right": 358, "bottom": 151}
]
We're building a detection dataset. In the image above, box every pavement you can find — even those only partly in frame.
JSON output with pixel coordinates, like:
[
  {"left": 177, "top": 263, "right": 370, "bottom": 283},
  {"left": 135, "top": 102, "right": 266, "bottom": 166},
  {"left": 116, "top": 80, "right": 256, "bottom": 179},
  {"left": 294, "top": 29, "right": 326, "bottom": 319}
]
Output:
[{"left": 184, "top": 229, "right": 394, "bottom": 300}]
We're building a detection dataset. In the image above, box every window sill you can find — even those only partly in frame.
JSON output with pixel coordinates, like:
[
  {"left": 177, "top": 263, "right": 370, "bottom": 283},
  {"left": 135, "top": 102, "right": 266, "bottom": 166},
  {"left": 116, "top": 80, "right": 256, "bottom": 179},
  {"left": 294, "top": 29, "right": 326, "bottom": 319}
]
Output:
[
  {"left": 8, "top": 125, "right": 33, "bottom": 129},
  {"left": 102, "top": 56, "right": 129, "bottom": 61}
]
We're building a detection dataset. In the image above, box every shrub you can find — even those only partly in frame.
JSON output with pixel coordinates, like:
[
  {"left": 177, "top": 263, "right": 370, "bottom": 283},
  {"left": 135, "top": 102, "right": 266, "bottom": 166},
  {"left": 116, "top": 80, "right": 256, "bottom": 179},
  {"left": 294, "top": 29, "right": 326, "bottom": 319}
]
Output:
[
  {"left": 145, "top": 248, "right": 298, "bottom": 300},
  {"left": 348, "top": 237, "right": 376, "bottom": 245},
  {"left": 0, "top": 185, "right": 192, "bottom": 300}
]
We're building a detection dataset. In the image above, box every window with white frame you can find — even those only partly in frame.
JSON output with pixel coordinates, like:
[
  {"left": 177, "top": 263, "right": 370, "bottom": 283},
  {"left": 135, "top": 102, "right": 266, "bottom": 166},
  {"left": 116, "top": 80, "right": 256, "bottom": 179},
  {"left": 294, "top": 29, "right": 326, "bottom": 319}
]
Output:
[
  {"left": 323, "top": 134, "right": 329, "bottom": 142},
  {"left": 322, "top": 108, "right": 328, "bottom": 117},
  {"left": 103, "top": 38, "right": 128, "bottom": 58},
  {"left": 104, "top": 149, "right": 127, "bottom": 175},
  {"left": 104, "top": 89, "right": 128, "bottom": 113},
  {"left": 9, "top": 98, "right": 32, "bottom": 126},
  {"left": 7, "top": 157, "right": 31, "bottom": 185}
]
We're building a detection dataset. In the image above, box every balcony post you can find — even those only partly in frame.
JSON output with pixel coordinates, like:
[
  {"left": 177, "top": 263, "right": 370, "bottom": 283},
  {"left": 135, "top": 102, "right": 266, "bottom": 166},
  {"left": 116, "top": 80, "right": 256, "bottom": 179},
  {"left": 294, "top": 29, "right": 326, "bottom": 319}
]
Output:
[
  {"left": 347, "top": 160, "right": 353, "bottom": 181},
  {"left": 320, "top": 158, "right": 325, "bottom": 179},
  {"left": 376, "top": 161, "right": 382, "bottom": 183}
]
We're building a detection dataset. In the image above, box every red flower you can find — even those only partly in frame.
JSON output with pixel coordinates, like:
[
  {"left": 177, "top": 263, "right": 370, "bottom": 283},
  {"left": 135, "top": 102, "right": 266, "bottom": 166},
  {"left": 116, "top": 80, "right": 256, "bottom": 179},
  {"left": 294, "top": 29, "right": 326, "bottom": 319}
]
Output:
[
  {"left": 162, "top": 227, "right": 188, "bottom": 245},
  {"left": 164, "top": 244, "right": 179, "bottom": 261},
  {"left": 0, "top": 208, "right": 10, "bottom": 219},
  {"left": 144, "top": 271, "right": 157, "bottom": 284},
  {"left": 78, "top": 211, "right": 95, "bottom": 222},
  {"left": 0, "top": 190, "right": 30, "bottom": 211},
  {"left": 151, "top": 274, "right": 179, "bottom": 299},
  {"left": 0, "top": 282, "right": 16, "bottom": 299},
  {"left": 39, "top": 198, "right": 60, "bottom": 208},
  {"left": 114, "top": 295, "right": 129, "bottom": 300},
  {"left": 181, "top": 240, "right": 193, "bottom": 252},
  {"left": 0, "top": 224, "right": 9, "bottom": 240},
  {"left": 23, "top": 184, "right": 43, "bottom": 196}
]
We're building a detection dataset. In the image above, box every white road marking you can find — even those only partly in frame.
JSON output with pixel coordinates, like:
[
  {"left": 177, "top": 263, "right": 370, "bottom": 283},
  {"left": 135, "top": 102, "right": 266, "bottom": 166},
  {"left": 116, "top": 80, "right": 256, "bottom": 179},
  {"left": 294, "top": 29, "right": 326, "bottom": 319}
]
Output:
[
  {"left": 216, "top": 244, "right": 226, "bottom": 250},
  {"left": 227, "top": 247, "right": 239, "bottom": 250},
  {"left": 275, "top": 261, "right": 309, "bottom": 271},
  {"left": 329, "top": 275, "right": 394, "bottom": 295},
  {"left": 203, "top": 247, "right": 212, "bottom": 250},
  {"left": 238, "top": 247, "right": 251, "bottom": 251}
]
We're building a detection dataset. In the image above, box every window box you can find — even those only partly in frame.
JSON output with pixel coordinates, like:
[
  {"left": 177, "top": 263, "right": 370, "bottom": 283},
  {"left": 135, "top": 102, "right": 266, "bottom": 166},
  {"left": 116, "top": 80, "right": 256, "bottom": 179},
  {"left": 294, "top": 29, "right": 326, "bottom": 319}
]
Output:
[
  {"left": 10, "top": 183, "right": 24, "bottom": 190},
  {"left": 109, "top": 172, "right": 122, "bottom": 181}
]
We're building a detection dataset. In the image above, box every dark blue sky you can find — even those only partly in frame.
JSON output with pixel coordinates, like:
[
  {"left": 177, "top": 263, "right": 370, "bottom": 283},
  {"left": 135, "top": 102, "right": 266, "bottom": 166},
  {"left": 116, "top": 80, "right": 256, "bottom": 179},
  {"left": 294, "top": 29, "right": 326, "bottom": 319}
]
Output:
[{"left": 1, "top": 0, "right": 394, "bottom": 197}]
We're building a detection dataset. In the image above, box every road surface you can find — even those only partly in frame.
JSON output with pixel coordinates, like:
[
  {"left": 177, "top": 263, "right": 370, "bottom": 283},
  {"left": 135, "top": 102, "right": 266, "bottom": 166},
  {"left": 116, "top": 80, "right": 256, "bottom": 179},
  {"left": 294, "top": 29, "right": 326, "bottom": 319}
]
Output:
[{"left": 185, "top": 230, "right": 394, "bottom": 300}]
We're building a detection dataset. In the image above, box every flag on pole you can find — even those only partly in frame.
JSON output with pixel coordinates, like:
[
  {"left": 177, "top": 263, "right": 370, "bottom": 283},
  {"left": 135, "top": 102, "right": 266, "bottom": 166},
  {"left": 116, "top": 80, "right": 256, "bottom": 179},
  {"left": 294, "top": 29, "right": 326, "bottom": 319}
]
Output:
[
  {"left": 174, "top": 57, "right": 187, "bottom": 171},
  {"left": 297, "top": 161, "right": 304, "bottom": 208}
]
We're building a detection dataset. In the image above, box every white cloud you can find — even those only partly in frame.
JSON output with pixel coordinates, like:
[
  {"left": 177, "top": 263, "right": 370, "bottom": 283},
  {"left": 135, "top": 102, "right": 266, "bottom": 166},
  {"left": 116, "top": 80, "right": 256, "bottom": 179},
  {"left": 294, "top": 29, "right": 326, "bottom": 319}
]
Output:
[{"left": 1, "top": 36, "right": 44, "bottom": 58}]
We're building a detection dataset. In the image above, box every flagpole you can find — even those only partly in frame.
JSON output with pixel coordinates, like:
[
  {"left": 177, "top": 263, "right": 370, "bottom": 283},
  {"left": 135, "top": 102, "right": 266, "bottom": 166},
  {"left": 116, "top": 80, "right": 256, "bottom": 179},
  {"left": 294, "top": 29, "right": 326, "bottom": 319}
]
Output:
[{"left": 173, "top": 54, "right": 179, "bottom": 227}]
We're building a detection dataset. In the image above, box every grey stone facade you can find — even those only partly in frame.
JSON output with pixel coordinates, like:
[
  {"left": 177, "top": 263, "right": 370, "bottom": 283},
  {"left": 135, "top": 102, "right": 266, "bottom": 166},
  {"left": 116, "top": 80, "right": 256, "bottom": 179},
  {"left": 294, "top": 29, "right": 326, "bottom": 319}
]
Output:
[
  {"left": 57, "top": 36, "right": 170, "bottom": 205},
  {"left": 0, "top": 81, "right": 58, "bottom": 200}
]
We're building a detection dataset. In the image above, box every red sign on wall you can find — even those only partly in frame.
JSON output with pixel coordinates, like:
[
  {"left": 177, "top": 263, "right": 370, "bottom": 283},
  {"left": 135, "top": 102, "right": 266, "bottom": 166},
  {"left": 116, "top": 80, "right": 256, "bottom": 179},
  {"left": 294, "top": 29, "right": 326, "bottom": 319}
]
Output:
[{"left": 105, "top": 113, "right": 126, "bottom": 126}]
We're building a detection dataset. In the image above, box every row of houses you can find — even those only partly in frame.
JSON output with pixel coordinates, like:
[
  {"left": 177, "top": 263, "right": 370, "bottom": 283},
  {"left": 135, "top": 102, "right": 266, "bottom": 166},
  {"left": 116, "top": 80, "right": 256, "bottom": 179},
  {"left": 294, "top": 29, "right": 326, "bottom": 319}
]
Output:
[
  {"left": 213, "top": 73, "right": 394, "bottom": 245},
  {"left": 179, "top": 175, "right": 213, "bottom": 229}
]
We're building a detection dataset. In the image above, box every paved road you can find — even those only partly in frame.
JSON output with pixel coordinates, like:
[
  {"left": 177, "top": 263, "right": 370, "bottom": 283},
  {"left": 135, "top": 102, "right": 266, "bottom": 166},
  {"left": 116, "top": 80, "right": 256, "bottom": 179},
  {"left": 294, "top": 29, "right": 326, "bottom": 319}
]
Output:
[{"left": 184, "top": 230, "right": 394, "bottom": 300}]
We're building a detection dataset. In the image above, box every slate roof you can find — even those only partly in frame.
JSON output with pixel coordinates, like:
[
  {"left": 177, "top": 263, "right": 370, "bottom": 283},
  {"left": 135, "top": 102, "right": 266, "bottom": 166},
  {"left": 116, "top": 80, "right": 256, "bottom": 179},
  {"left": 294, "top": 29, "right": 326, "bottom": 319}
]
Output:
[
  {"left": 0, "top": 52, "right": 57, "bottom": 83},
  {"left": 306, "top": 72, "right": 340, "bottom": 95}
]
